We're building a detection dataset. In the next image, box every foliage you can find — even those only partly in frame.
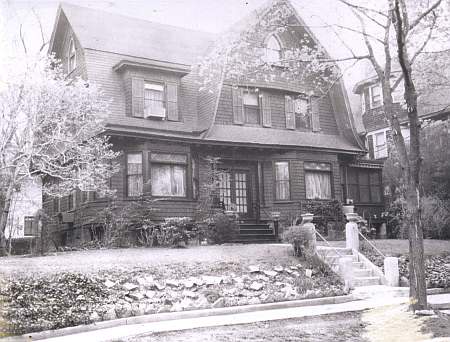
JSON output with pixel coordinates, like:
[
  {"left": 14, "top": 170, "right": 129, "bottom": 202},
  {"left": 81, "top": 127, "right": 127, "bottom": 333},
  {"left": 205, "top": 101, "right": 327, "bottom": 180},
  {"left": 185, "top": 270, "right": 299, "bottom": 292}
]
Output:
[
  {"left": 382, "top": 197, "right": 406, "bottom": 238},
  {"left": 420, "top": 195, "right": 450, "bottom": 239},
  {"left": 0, "top": 54, "right": 120, "bottom": 253},
  {"left": 301, "top": 199, "right": 344, "bottom": 235},
  {"left": 1, "top": 273, "right": 107, "bottom": 334},
  {"left": 282, "top": 225, "right": 315, "bottom": 257},
  {"left": 205, "top": 213, "right": 239, "bottom": 244},
  {"left": 157, "top": 217, "right": 197, "bottom": 248}
]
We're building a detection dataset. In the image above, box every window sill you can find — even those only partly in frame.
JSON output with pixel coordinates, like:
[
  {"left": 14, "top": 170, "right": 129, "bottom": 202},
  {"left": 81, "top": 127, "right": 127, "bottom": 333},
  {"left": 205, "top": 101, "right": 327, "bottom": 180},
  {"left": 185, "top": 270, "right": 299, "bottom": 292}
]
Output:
[{"left": 273, "top": 200, "right": 295, "bottom": 204}]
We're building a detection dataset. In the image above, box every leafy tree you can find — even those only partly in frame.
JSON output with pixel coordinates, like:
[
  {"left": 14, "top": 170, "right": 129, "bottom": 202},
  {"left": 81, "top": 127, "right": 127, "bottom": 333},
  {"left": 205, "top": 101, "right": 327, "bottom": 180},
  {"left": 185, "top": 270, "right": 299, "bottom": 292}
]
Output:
[{"left": 0, "top": 55, "right": 120, "bottom": 255}]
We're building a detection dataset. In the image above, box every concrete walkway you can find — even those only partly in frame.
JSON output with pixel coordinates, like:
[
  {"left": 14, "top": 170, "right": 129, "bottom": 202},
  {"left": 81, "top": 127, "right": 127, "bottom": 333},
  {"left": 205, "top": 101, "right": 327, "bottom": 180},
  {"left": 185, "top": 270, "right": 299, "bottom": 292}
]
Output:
[{"left": 36, "top": 296, "right": 413, "bottom": 342}]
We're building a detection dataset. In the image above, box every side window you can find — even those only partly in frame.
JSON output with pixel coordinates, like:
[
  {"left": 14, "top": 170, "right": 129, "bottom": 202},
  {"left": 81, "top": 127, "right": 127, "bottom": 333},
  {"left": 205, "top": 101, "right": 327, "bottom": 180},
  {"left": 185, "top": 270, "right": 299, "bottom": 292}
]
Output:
[{"left": 68, "top": 38, "right": 76, "bottom": 73}]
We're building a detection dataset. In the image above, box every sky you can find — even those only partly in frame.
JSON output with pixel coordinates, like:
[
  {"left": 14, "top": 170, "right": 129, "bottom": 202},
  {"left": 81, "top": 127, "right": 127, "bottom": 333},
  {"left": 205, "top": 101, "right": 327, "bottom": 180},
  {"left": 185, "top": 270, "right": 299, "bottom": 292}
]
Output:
[{"left": 0, "top": 0, "right": 373, "bottom": 123}]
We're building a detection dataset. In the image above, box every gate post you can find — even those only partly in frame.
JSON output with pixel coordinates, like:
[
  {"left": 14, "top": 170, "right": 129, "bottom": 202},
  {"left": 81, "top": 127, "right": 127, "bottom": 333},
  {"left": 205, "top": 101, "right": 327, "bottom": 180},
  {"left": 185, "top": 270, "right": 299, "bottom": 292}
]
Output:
[
  {"left": 384, "top": 257, "right": 400, "bottom": 286},
  {"left": 345, "top": 213, "right": 359, "bottom": 251}
]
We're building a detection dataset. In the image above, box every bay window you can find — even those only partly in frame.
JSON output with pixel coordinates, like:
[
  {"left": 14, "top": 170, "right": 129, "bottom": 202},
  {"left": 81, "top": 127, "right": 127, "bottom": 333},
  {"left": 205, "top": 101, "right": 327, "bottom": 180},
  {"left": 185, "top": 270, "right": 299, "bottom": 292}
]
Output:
[
  {"left": 304, "top": 162, "right": 332, "bottom": 200},
  {"left": 126, "top": 153, "right": 143, "bottom": 197},
  {"left": 150, "top": 153, "right": 187, "bottom": 197},
  {"left": 274, "top": 161, "right": 290, "bottom": 200}
]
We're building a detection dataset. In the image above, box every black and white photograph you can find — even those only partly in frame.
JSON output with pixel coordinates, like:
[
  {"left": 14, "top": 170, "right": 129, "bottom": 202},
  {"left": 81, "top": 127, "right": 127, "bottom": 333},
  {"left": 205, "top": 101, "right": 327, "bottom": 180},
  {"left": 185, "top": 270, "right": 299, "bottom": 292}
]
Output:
[{"left": 0, "top": 0, "right": 449, "bottom": 340}]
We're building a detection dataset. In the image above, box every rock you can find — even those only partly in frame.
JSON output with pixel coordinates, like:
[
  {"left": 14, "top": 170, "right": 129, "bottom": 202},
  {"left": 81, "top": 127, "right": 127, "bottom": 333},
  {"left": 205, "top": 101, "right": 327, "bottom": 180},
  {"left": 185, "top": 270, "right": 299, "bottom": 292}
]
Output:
[
  {"left": 274, "top": 266, "right": 284, "bottom": 273},
  {"left": 249, "top": 282, "right": 264, "bottom": 291},
  {"left": 203, "top": 290, "right": 221, "bottom": 303},
  {"left": 290, "top": 266, "right": 298, "bottom": 270},
  {"left": 145, "top": 291, "right": 156, "bottom": 299},
  {"left": 222, "top": 277, "right": 234, "bottom": 285},
  {"left": 203, "top": 276, "right": 222, "bottom": 285},
  {"left": 192, "top": 277, "right": 205, "bottom": 286},
  {"left": 172, "top": 298, "right": 195, "bottom": 312},
  {"left": 183, "top": 290, "right": 198, "bottom": 299},
  {"left": 157, "top": 305, "right": 171, "bottom": 314},
  {"left": 212, "top": 297, "right": 225, "bottom": 308},
  {"left": 248, "top": 297, "right": 261, "bottom": 305},
  {"left": 105, "top": 307, "right": 116, "bottom": 320},
  {"left": 153, "top": 282, "right": 166, "bottom": 291},
  {"left": 104, "top": 280, "right": 115, "bottom": 288},
  {"left": 257, "top": 275, "right": 269, "bottom": 282},
  {"left": 123, "top": 283, "right": 139, "bottom": 291},
  {"left": 305, "top": 269, "right": 313, "bottom": 278},
  {"left": 76, "top": 295, "right": 85, "bottom": 301},
  {"left": 263, "top": 270, "right": 278, "bottom": 277},
  {"left": 284, "top": 285, "right": 297, "bottom": 298},
  {"left": 128, "top": 292, "right": 144, "bottom": 301},
  {"left": 144, "top": 304, "right": 156, "bottom": 314},
  {"left": 285, "top": 269, "right": 293, "bottom": 274},
  {"left": 415, "top": 309, "right": 435, "bottom": 316},
  {"left": 90, "top": 311, "right": 100, "bottom": 322},
  {"left": 249, "top": 265, "right": 260, "bottom": 273},
  {"left": 184, "top": 280, "right": 195, "bottom": 289},
  {"left": 292, "top": 271, "right": 300, "bottom": 277},
  {"left": 166, "top": 279, "right": 179, "bottom": 287}
]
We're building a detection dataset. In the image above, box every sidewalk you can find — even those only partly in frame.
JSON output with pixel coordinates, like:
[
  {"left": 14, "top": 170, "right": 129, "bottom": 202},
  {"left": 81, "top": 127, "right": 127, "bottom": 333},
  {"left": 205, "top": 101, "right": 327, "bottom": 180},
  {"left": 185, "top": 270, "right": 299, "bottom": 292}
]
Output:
[{"left": 36, "top": 296, "right": 411, "bottom": 342}]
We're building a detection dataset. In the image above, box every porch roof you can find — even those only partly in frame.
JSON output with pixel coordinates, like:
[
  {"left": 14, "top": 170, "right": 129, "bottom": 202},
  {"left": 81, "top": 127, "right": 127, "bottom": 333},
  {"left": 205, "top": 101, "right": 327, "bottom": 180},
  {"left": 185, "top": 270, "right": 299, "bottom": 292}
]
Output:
[{"left": 204, "top": 125, "right": 364, "bottom": 153}]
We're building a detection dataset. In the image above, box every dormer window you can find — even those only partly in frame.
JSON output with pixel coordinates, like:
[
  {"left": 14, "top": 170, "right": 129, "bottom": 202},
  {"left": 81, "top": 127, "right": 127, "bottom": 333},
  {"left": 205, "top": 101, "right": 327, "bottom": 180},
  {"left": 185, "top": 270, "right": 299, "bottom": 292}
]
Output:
[
  {"left": 265, "top": 35, "right": 282, "bottom": 64},
  {"left": 68, "top": 38, "right": 76, "bottom": 73},
  {"left": 144, "top": 82, "right": 166, "bottom": 118}
]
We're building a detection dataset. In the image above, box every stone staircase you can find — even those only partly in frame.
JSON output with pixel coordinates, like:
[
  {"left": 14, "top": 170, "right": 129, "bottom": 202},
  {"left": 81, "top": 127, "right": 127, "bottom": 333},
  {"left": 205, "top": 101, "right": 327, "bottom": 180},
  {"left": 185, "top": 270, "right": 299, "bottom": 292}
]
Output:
[{"left": 317, "top": 246, "right": 382, "bottom": 287}]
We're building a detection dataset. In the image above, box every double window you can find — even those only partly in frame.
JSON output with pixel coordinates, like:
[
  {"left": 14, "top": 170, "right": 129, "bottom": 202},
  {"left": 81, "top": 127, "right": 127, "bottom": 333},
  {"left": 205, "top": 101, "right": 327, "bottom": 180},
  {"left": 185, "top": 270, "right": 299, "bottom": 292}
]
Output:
[
  {"left": 305, "top": 162, "right": 332, "bottom": 200},
  {"left": 274, "top": 161, "right": 290, "bottom": 201},
  {"left": 68, "top": 38, "right": 76, "bottom": 73},
  {"left": 243, "top": 89, "right": 260, "bottom": 124},
  {"left": 125, "top": 152, "right": 187, "bottom": 198},
  {"left": 347, "top": 168, "right": 382, "bottom": 203},
  {"left": 150, "top": 153, "right": 187, "bottom": 197}
]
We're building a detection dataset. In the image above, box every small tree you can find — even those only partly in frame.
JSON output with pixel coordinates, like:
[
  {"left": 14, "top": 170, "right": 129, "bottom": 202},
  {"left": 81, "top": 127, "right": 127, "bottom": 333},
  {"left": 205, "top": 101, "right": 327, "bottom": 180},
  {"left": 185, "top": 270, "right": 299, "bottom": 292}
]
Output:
[{"left": 0, "top": 54, "right": 120, "bottom": 255}]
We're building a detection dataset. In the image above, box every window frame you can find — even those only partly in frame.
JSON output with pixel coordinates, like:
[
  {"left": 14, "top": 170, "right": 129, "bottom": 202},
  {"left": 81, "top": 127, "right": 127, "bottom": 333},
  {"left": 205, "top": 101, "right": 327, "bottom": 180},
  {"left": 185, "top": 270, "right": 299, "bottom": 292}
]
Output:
[
  {"left": 293, "top": 96, "right": 311, "bottom": 130},
  {"left": 143, "top": 81, "right": 166, "bottom": 118},
  {"left": 345, "top": 167, "right": 383, "bottom": 204},
  {"left": 369, "top": 83, "right": 382, "bottom": 109},
  {"left": 265, "top": 34, "right": 283, "bottom": 65},
  {"left": 273, "top": 160, "right": 291, "bottom": 201},
  {"left": 126, "top": 152, "right": 144, "bottom": 198},
  {"left": 149, "top": 152, "right": 188, "bottom": 198},
  {"left": 242, "top": 88, "right": 261, "bottom": 125},
  {"left": 304, "top": 162, "right": 333, "bottom": 200},
  {"left": 24, "top": 216, "right": 34, "bottom": 236},
  {"left": 67, "top": 38, "right": 77, "bottom": 74}
]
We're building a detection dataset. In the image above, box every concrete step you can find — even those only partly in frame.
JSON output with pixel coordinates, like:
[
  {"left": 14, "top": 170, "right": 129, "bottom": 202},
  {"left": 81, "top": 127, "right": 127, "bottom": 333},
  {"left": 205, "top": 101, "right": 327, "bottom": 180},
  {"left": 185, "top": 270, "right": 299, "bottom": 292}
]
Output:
[
  {"left": 239, "top": 229, "right": 274, "bottom": 235},
  {"left": 317, "top": 247, "right": 353, "bottom": 256},
  {"left": 353, "top": 268, "right": 373, "bottom": 277},
  {"left": 353, "top": 276, "right": 381, "bottom": 287},
  {"left": 352, "top": 262, "right": 365, "bottom": 269}
]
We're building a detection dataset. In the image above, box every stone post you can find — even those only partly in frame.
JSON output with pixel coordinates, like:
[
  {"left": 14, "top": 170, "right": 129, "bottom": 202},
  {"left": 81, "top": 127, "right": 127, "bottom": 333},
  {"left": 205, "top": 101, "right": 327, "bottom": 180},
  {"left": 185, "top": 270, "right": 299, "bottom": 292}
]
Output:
[
  {"left": 345, "top": 212, "right": 359, "bottom": 251},
  {"left": 339, "top": 256, "right": 354, "bottom": 290},
  {"left": 300, "top": 213, "right": 316, "bottom": 255},
  {"left": 384, "top": 257, "right": 400, "bottom": 287}
]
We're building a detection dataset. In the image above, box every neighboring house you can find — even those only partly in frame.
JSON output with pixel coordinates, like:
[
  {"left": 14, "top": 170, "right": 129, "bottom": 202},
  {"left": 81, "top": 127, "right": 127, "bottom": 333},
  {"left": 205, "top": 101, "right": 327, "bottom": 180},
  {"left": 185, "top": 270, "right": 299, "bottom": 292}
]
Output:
[
  {"left": 5, "top": 177, "right": 42, "bottom": 239},
  {"left": 45, "top": 1, "right": 383, "bottom": 244},
  {"left": 354, "top": 75, "right": 450, "bottom": 160}
]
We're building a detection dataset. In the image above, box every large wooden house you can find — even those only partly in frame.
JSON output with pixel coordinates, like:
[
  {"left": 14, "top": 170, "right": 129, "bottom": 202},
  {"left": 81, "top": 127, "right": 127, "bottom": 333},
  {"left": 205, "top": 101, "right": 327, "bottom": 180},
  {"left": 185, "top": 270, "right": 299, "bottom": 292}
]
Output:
[{"left": 45, "top": 1, "right": 384, "bottom": 244}]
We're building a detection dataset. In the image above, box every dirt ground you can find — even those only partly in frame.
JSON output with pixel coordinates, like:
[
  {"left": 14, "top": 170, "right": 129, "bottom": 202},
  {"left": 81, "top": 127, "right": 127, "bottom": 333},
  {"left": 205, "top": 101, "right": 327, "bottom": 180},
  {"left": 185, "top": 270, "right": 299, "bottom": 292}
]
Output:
[
  {"left": 0, "top": 244, "right": 295, "bottom": 277},
  {"left": 318, "top": 239, "right": 450, "bottom": 256},
  {"left": 124, "top": 312, "right": 367, "bottom": 342}
]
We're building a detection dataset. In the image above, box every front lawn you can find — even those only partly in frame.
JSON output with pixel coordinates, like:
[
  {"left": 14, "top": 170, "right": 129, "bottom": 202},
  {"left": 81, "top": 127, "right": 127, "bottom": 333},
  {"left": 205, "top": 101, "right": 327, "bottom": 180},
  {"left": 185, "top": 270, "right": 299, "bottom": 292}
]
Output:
[{"left": 0, "top": 244, "right": 346, "bottom": 336}]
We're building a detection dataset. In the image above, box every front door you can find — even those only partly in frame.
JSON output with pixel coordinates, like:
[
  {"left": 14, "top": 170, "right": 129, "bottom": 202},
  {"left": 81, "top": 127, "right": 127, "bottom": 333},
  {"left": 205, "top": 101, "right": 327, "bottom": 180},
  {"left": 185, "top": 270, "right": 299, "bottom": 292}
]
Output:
[{"left": 218, "top": 169, "right": 252, "bottom": 218}]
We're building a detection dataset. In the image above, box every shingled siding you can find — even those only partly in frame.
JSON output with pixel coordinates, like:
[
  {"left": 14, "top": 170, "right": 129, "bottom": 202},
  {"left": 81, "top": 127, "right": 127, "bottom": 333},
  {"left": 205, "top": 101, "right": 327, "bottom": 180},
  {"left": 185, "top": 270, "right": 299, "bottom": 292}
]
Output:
[
  {"left": 215, "top": 85, "right": 339, "bottom": 135},
  {"left": 362, "top": 103, "right": 406, "bottom": 132},
  {"left": 83, "top": 50, "right": 199, "bottom": 132}
]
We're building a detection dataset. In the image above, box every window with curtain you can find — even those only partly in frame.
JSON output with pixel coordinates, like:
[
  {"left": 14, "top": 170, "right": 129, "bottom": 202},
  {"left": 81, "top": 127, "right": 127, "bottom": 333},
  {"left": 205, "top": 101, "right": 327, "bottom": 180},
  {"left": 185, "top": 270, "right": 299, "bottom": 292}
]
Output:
[
  {"left": 275, "top": 161, "right": 290, "bottom": 200},
  {"left": 127, "top": 153, "right": 143, "bottom": 197},
  {"left": 304, "top": 162, "right": 332, "bottom": 200},
  {"left": 243, "top": 89, "right": 260, "bottom": 124},
  {"left": 294, "top": 97, "right": 310, "bottom": 129},
  {"left": 265, "top": 35, "right": 282, "bottom": 64},
  {"left": 150, "top": 153, "right": 187, "bottom": 197},
  {"left": 144, "top": 82, "right": 165, "bottom": 117}
]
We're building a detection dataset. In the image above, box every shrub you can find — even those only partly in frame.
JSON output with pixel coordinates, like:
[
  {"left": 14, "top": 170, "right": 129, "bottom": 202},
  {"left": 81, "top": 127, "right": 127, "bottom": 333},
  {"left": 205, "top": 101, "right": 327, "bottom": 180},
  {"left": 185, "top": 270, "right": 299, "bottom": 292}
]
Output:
[
  {"left": 301, "top": 199, "right": 344, "bottom": 235},
  {"left": 421, "top": 195, "right": 450, "bottom": 239},
  {"left": 282, "top": 225, "right": 315, "bottom": 257},
  {"left": 206, "top": 213, "right": 239, "bottom": 244},
  {"left": 157, "top": 217, "right": 196, "bottom": 247}
]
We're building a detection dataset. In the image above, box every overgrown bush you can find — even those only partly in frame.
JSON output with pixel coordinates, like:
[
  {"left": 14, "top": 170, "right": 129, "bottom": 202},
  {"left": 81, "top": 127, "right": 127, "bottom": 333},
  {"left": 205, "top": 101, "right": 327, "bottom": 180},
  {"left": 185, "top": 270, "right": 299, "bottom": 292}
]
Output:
[
  {"left": 421, "top": 195, "right": 450, "bottom": 239},
  {"left": 300, "top": 199, "right": 344, "bottom": 235},
  {"left": 157, "top": 217, "right": 196, "bottom": 247},
  {"left": 282, "top": 225, "right": 315, "bottom": 257},
  {"left": 206, "top": 213, "right": 239, "bottom": 244}
]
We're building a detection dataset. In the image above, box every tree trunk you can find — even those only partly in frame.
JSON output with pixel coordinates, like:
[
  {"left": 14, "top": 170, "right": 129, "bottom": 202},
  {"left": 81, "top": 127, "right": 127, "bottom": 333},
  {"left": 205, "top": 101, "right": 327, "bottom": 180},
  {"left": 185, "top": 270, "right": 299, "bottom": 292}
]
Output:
[{"left": 0, "top": 183, "right": 15, "bottom": 256}]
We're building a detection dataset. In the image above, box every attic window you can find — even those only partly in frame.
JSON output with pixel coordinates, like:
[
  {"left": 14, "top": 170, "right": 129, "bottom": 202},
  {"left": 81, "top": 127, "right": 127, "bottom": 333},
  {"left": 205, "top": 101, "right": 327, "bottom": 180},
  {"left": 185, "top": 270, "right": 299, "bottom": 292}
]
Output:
[
  {"left": 265, "top": 35, "right": 282, "bottom": 64},
  {"left": 68, "top": 38, "right": 76, "bottom": 73}
]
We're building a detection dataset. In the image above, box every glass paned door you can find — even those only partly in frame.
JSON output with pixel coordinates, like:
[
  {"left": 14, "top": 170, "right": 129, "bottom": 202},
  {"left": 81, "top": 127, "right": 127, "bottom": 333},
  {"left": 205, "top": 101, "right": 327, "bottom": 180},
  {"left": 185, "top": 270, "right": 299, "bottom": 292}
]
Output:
[{"left": 218, "top": 170, "right": 252, "bottom": 217}]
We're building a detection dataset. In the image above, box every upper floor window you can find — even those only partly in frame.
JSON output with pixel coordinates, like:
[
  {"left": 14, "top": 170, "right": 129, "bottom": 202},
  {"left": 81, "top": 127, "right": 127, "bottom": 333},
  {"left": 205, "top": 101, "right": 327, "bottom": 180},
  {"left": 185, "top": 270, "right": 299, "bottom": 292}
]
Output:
[
  {"left": 24, "top": 216, "right": 35, "bottom": 236},
  {"left": 68, "top": 38, "right": 76, "bottom": 73},
  {"left": 367, "top": 129, "right": 389, "bottom": 159},
  {"left": 294, "top": 97, "right": 310, "bottom": 129},
  {"left": 131, "top": 78, "right": 179, "bottom": 121},
  {"left": 265, "top": 35, "right": 282, "bottom": 64},
  {"left": 243, "top": 89, "right": 260, "bottom": 124},
  {"left": 144, "top": 82, "right": 165, "bottom": 118},
  {"left": 369, "top": 84, "right": 382, "bottom": 109}
]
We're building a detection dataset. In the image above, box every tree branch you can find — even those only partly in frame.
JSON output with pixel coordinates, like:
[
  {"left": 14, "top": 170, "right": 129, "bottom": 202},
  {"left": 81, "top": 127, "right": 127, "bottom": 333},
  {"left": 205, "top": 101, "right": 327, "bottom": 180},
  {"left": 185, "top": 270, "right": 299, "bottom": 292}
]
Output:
[{"left": 409, "top": 0, "right": 442, "bottom": 31}]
